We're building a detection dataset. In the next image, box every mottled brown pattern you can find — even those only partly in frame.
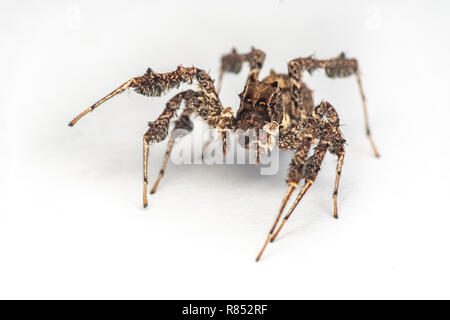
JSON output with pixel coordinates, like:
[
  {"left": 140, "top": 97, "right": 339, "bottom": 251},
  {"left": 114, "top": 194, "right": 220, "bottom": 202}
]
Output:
[
  {"left": 69, "top": 47, "right": 378, "bottom": 262},
  {"left": 217, "top": 47, "right": 265, "bottom": 93}
]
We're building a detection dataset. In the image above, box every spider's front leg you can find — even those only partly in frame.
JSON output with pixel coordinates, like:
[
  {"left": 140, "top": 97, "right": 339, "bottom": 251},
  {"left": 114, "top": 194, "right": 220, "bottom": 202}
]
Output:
[
  {"left": 142, "top": 91, "right": 191, "bottom": 207},
  {"left": 269, "top": 141, "right": 329, "bottom": 242},
  {"left": 255, "top": 119, "right": 317, "bottom": 262},
  {"left": 148, "top": 93, "right": 197, "bottom": 195},
  {"left": 314, "top": 101, "right": 346, "bottom": 219},
  {"left": 142, "top": 92, "right": 234, "bottom": 207},
  {"left": 69, "top": 66, "right": 223, "bottom": 127},
  {"left": 256, "top": 103, "right": 346, "bottom": 261},
  {"left": 269, "top": 124, "right": 345, "bottom": 244},
  {"left": 69, "top": 65, "right": 234, "bottom": 208}
]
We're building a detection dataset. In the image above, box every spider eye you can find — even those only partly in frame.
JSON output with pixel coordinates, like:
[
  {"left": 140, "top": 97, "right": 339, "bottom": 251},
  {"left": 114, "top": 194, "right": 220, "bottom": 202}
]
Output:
[
  {"left": 243, "top": 96, "right": 252, "bottom": 104},
  {"left": 256, "top": 99, "right": 267, "bottom": 107}
]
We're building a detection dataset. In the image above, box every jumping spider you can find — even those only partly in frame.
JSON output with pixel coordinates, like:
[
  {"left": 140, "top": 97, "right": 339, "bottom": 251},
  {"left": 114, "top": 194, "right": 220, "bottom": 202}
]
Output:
[{"left": 69, "top": 47, "right": 379, "bottom": 261}]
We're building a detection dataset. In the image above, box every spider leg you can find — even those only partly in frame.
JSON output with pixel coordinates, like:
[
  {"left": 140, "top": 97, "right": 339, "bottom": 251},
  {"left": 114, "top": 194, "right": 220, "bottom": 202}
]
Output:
[
  {"left": 216, "top": 107, "right": 235, "bottom": 154},
  {"left": 270, "top": 139, "right": 330, "bottom": 243},
  {"left": 333, "top": 153, "right": 345, "bottom": 219},
  {"left": 256, "top": 130, "right": 315, "bottom": 261},
  {"left": 142, "top": 92, "right": 234, "bottom": 207},
  {"left": 150, "top": 107, "right": 194, "bottom": 194},
  {"left": 143, "top": 134, "right": 150, "bottom": 208},
  {"left": 150, "top": 136, "right": 174, "bottom": 195},
  {"left": 255, "top": 185, "right": 295, "bottom": 262},
  {"left": 69, "top": 66, "right": 235, "bottom": 207},
  {"left": 217, "top": 47, "right": 265, "bottom": 93},
  {"left": 69, "top": 78, "right": 137, "bottom": 126},
  {"left": 355, "top": 69, "right": 379, "bottom": 157},
  {"left": 142, "top": 92, "right": 186, "bottom": 207},
  {"left": 69, "top": 66, "right": 224, "bottom": 127},
  {"left": 255, "top": 141, "right": 260, "bottom": 165},
  {"left": 270, "top": 121, "right": 333, "bottom": 242},
  {"left": 288, "top": 53, "right": 379, "bottom": 157},
  {"left": 315, "top": 101, "right": 346, "bottom": 218},
  {"left": 143, "top": 90, "right": 221, "bottom": 207},
  {"left": 270, "top": 181, "right": 313, "bottom": 242}
]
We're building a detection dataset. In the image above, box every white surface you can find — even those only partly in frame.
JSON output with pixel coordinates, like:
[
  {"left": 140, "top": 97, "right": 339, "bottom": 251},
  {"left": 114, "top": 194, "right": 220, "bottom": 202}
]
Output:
[{"left": 1, "top": 0, "right": 449, "bottom": 299}]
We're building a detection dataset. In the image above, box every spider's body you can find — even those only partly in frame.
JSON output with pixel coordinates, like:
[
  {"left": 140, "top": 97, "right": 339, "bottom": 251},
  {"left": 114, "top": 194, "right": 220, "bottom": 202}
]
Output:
[{"left": 69, "top": 48, "right": 379, "bottom": 261}]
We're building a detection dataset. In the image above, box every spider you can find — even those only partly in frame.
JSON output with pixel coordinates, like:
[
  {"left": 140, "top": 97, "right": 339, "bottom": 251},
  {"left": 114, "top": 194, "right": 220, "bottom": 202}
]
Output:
[{"left": 69, "top": 47, "right": 379, "bottom": 261}]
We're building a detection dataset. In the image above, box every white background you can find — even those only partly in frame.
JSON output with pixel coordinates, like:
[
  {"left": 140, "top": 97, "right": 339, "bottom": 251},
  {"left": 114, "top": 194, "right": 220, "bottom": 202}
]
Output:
[{"left": 1, "top": 0, "right": 449, "bottom": 299}]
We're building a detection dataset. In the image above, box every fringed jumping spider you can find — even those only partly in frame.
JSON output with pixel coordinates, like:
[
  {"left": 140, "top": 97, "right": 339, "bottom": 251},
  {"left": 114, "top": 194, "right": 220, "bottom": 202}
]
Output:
[{"left": 69, "top": 48, "right": 379, "bottom": 261}]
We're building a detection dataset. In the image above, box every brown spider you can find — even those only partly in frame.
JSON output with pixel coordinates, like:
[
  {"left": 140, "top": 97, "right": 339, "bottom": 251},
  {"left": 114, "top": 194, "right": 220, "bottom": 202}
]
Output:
[{"left": 69, "top": 47, "right": 379, "bottom": 261}]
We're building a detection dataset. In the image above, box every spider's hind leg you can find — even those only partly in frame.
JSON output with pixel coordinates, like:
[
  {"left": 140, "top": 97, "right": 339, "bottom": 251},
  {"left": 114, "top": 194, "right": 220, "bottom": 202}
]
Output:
[
  {"left": 217, "top": 47, "right": 266, "bottom": 93},
  {"left": 325, "top": 53, "right": 379, "bottom": 157}
]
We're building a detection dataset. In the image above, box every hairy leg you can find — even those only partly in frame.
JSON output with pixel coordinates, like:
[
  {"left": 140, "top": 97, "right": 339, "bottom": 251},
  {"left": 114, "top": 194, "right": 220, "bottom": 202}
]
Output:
[
  {"left": 255, "top": 136, "right": 313, "bottom": 261},
  {"left": 269, "top": 117, "right": 335, "bottom": 243},
  {"left": 68, "top": 66, "right": 235, "bottom": 207},
  {"left": 332, "top": 153, "right": 345, "bottom": 218},
  {"left": 314, "top": 101, "right": 346, "bottom": 218},
  {"left": 150, "top": 107, "right": 194, "bottom": 194},
  {"left": 69, "top": 66, "right": 225, "bottom": 127},
  {"left": 216, "top": 47, "right": 266, "bottom": 93},
  {"left": 142, "top": 90, "right": 226, "bottom": 207},
  {"left": 255, "top": 118, "right": 319, "bottom": 261},
  {"left": 270, "top": 140, "right": 330, "bottom": 242},
  {"left": 288, "top": 53, "right": 379, "bottom": 157},
  {"left": 143, "top": 92, "right": 188, "bottom": 207}
]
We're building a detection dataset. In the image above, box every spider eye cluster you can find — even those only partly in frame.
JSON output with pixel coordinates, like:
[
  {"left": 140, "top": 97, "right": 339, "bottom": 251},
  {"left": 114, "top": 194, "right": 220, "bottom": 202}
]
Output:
[{"left": 239, "top": 94, "right": 268, "bottom": 108}]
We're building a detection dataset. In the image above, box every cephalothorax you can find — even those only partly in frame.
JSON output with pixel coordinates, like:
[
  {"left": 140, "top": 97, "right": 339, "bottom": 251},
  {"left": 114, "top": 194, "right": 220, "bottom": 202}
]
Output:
[{"left": 69, "top": 48, "right": 379, "bottom": 261}]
